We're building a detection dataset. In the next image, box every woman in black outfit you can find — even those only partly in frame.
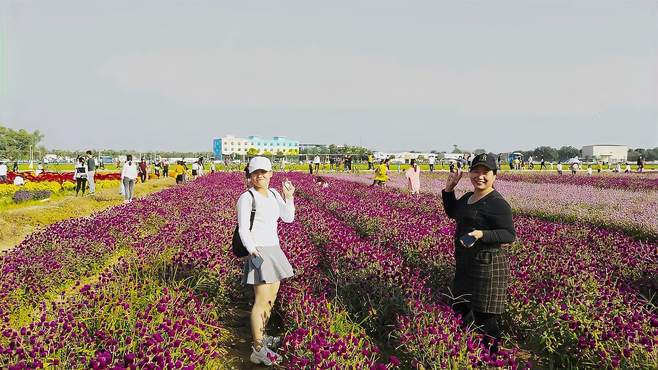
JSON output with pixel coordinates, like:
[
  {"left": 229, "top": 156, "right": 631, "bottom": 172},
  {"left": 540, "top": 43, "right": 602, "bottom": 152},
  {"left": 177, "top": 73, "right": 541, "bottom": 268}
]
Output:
[{"left": 441, "top": 153, "right": 516, "bottom": 352}]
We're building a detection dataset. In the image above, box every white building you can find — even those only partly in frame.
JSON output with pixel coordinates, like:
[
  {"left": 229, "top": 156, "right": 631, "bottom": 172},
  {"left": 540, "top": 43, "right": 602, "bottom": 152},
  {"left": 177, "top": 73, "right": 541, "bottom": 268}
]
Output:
[
  {"left": 213, "top": 135, "right": 300, "bottom": 158},
  {"left": 581, "top": 145, "right": 628, "bottom": 163}
]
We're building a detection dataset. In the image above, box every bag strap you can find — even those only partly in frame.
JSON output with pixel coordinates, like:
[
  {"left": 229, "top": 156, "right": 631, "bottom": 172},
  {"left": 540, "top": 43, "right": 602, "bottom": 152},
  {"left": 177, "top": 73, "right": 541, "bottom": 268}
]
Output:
[
  {"left": 247, "top": 189, "right": 277, "bottom": 231},
  {"left": 247, "top": 190, "right": 256, "bottom": 231}
]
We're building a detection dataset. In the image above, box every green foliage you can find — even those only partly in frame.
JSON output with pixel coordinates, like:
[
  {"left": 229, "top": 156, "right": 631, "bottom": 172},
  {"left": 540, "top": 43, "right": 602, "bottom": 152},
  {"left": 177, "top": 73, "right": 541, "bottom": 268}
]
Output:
[{"left": 0, "top": 125, "right": 44, "bottom": 160}]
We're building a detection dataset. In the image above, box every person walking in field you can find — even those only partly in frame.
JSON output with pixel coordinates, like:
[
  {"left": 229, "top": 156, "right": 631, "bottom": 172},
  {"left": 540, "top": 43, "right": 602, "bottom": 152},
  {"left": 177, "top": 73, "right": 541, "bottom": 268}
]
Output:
[
  {"left": 138, "top": 158, "right": 148, "bottom": 183},
  {"left": 237, "top": 157, "right": 296, "bottom": 365},
  {"left": 428, "top": 155, "right": 436, "bottom": 172},
  {"left": 557, "top": 161, "right": 563, "bottom": 175},
  {"left": 313, "top": 155, "right": 321, "bottom": 173},
  {"left": 442, "top": 153, "right": 516, "bottom": 354},
  {"left": 85, "top": 150, "right": 97, "bottom": 195},
  {"left": 174, "top": 161, "right": 185, "bottom": 184},
  {"left": 405, "top": 159, "right": 421, "bottom": 195},
  {"left": 121, "top": 155, "right": 138, "bottom": 202},
  {"left": 192, "top": 160, "right": 200, "bottom": 179},
  {"left": 73, "top": 156, "right": 88, "bottom": 197},
  {"left": 162, "top": 159, "right": 169, "bottom": 177}
]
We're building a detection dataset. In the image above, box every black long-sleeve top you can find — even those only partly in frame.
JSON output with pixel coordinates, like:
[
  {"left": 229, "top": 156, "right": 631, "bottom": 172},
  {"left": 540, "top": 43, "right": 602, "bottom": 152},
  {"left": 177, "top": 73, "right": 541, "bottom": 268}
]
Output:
[{"left": 442, "top": 189, "right": 516, "bottom": 249}]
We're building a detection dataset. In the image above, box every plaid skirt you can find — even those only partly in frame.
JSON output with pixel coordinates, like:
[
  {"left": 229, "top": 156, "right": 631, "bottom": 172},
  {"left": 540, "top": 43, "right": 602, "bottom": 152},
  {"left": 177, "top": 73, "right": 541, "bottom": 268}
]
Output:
[{"left": 452, "top": 247, "right": 510, "bottom": 314}]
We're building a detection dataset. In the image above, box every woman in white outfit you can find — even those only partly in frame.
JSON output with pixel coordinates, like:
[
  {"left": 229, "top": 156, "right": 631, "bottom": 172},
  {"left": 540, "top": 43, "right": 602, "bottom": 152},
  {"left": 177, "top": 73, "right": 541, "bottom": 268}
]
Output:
[
  {"left": 237, "top": 156, "right": 296, "bottom": 366},
  {"left": 121, "top": 155, "right": 138, "bottom": 202}
]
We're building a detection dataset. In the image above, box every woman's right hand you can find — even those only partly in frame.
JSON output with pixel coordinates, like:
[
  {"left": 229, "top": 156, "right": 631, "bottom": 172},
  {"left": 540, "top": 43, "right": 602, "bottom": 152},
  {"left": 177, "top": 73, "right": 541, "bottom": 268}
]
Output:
[{"left": 445, "top": 168, "right": 463, "bottom": 192}]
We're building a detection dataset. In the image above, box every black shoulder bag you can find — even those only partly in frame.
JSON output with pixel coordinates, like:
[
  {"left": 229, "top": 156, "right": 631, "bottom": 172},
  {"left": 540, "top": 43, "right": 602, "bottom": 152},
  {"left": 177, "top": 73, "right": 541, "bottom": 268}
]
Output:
[{"left": 232, "top": 190, "right": 255, "bottom": 257}]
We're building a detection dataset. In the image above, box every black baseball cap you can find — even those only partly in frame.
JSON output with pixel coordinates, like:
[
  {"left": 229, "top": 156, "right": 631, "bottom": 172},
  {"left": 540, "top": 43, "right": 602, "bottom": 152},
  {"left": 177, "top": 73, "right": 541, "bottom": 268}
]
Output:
[{"left": 470, "top": 153, "right": 497, "bottom": 171}]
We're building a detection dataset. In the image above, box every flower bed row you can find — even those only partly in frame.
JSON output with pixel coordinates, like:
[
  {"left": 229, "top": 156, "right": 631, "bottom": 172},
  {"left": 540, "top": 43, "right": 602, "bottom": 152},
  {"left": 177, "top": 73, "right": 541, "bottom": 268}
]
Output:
[
  {"left": 327, "top": 172, "right": 658, "bottom": 240},
  {"left": 3, "top": 172, "right": 121, "bottom": 184}
]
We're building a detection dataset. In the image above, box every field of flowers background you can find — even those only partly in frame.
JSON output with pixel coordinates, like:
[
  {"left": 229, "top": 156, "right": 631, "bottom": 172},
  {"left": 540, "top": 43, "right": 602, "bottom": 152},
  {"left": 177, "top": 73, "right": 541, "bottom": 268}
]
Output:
[{"left": 0, "top": 171, "right": 656, "bottom": 369}]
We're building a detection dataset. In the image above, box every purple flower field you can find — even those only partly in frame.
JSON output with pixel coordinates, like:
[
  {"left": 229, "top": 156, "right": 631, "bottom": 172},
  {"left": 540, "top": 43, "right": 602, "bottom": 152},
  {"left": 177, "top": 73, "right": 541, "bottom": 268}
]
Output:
[
  {"left": 327, "top": 172, "right": 658, "bottom": 240},
  {"left": 1, "top": 172, "right": 655, "bottom": 369}
]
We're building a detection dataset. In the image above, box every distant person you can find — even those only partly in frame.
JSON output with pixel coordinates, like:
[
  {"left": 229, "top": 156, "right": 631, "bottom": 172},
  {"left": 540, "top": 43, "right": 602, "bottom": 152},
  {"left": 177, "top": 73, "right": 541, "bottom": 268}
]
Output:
[
  {"left": 313, "top": 155, "right": 321, "bottom": 173},
  {"left": 192, "top": 160, "right": 200, "bottom": 179},
  {"left": 637, "top": 156, "right": 644, "bottom": 173},
  {"left": 138, "top": 158, "right": 148, "bottom": 183},
  {"left": 449, "top": 161, "right": 456, "bottom": 173},
  {"left": 154, "top": 159, "right": 161, "bottom": 178},
  {"left": 614, "top": 162, "right": 621, "bottom": 173},
  {"left": 345, "top": 155, "right": 353, "bottom": 172},
  {"left": 540, "top": 157, "right": 546, "bottom": 170},
  {"left": 0, "top": 161, "right": 7, "bottom": 183},
  {"left": 329, "top": 156, "right": 335, "bottom": 171},
  {"left": 528, "top": 156, "right": 534, "bottom": 170},
  {"left": 372, "top": 159, "right": 389, "bottom": 186},
  {"left": 280, "top": 157, "right": 286, "bottom": 172},
  {"left": 197, "top": 157, "right": 205, "bottom": 176},
  {"left": 428, "top": 156, "right": 436, "bottom": 172},
  {"left": 121, "top": 155, "right": 138, "bottom": 202},
  {"left": 597, "top": 161, "right": 603, "bottom": 173},
  {"left": 162, "top": 159, "right": 169, "bottom": 177},
  {"left": 308, "top": 160, "right": 314, "bottom": 174},
  {"left": 557, "top": 161, "right": 563, "bottom": 175},
  {"left": 174, "top": 161, "right": 186, "bottom": 184},
  {"left": 210, "top": 160, "right": 216, "bottom": 174},
  {"left": 625, "top": 163, "right": 631, "bottom": 173},
  {"left": 86, "top": 150, "right": 97, "bottom": 195},
  {"left": 12, "top": 160, "right": 18, "bottom": 173},
  {"left": 73, "top": 156, "right": 88, "bottom": 197},
  {"left": 587, "top": 165, "right": 593, "bottom": 176},
  {"left": 570, "top": 162, "right": 578, "bottom": 175},
  {"left": 405, "top": 159, "right": 421, "bottom": 195},
  {"left": 367, "top": 154, "right": 374, "bottom": 170}
]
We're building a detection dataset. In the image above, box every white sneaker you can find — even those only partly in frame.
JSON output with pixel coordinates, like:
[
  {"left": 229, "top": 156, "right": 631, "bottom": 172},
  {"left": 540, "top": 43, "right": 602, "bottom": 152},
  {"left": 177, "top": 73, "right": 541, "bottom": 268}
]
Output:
[
  {"left": 249, "top": 345, "right": 279, "bottom": 366},
  {"left": 263, "top": 334, "right": 282, "bottom": 349}
]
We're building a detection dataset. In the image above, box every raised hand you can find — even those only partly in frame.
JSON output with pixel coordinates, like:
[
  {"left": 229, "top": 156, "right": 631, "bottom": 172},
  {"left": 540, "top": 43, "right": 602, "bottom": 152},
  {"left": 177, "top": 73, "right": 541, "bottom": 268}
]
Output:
[
  {"left": 282, "top": 179, "right": 295, "bottom": 200},
  {"left": 445, "top": 168, "right": 464, "bottom": 192}
]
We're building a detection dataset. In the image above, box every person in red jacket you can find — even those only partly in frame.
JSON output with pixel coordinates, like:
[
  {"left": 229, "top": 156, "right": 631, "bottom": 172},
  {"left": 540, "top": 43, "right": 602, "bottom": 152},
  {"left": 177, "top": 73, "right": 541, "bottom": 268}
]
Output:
[{"left": 138, "top": 158, "right": 148, "bottom": 183}]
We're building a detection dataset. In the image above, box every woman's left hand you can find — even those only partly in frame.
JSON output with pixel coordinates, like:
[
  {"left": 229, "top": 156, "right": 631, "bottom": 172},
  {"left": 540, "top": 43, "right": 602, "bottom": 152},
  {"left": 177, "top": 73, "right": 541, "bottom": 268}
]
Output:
[
  {"left": 282, "top": 179, "right": 295, "bottom": 199},
  {"left": 468, "top": 230, "right": 484, "bottom": 240}
]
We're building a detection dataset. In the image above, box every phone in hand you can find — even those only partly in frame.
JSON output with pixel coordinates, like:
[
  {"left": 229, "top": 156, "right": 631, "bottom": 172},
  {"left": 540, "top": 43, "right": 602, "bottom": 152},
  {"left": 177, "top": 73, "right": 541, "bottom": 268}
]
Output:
[
  {"left": 283, "top": 180, "right": 292, "bottom": 191},
  {"left": 459, "top": 234, "right": 477, "bottom": 248},
  {"left": 251, "top": 255, "right": 264, "bottom": 269}
]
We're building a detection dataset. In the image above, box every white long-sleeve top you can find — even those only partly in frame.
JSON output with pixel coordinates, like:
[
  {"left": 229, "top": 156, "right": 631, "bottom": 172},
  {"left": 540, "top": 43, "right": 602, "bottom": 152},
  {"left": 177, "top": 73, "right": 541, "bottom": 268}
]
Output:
[
  {"left": 73, "top": 163, "right": 88, "bottom": 180},
  {"left": 237, "top": 188, "right": 295, "bottom": 254},
  {"left": 121, "top": 161, "right": 138, "bottom": 180}
]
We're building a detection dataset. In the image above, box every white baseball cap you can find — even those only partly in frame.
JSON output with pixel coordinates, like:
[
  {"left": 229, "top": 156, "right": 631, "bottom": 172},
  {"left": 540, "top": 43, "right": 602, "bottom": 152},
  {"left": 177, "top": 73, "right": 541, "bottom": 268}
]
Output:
[{"left": 248, "top": 156, "right": 272, "bottom": 174}]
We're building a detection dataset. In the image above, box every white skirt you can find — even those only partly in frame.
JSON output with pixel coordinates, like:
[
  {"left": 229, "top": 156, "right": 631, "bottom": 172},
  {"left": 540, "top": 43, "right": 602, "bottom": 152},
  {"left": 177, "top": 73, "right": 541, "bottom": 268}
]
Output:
[{"left": 242, "top": 245, "right": 294, "bottom": 285}]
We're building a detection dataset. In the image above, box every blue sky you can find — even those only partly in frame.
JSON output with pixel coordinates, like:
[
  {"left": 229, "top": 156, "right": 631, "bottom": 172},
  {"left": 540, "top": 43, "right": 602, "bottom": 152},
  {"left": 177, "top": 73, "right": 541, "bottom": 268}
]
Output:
[{"left": 0, "top": 0, "right": 656, "bottom": 152}]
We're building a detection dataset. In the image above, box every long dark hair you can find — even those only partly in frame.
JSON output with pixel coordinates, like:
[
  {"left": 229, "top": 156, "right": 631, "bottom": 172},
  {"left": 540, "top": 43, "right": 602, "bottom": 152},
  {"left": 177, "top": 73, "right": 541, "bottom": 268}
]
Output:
[{"left": 127, "top": 154, "right": 133, "bottom": 165}]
